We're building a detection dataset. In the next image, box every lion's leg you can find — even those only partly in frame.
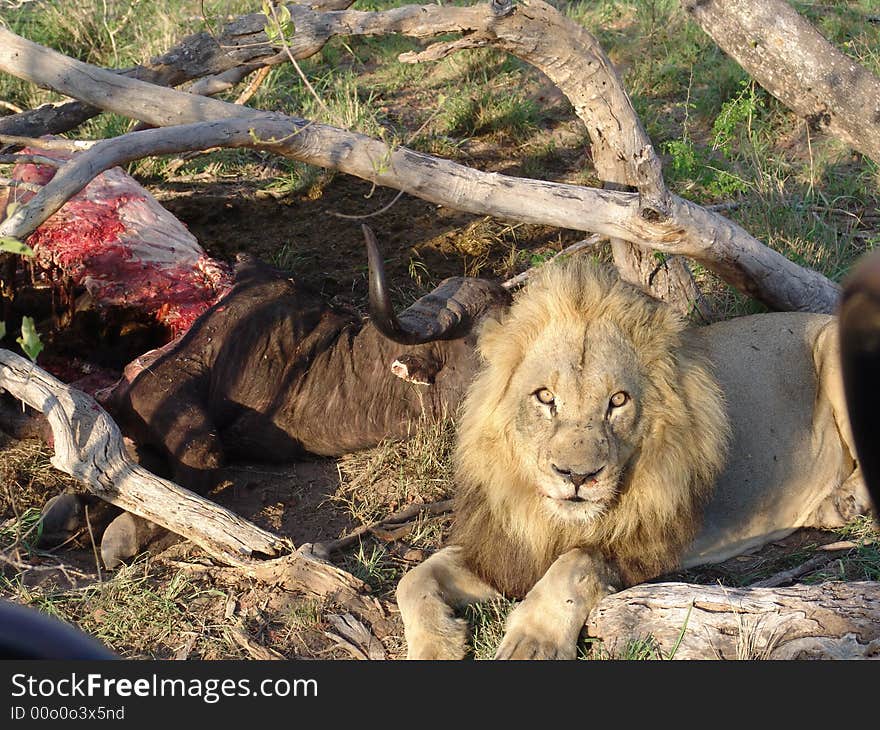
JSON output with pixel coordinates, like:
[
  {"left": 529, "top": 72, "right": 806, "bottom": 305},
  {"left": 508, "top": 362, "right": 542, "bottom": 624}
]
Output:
[
  {"left": 495, "top": 548, "right": 619, "bottom": 660},
  {"left": 397, "top": 545, "right": 500, "bottom": 660}
]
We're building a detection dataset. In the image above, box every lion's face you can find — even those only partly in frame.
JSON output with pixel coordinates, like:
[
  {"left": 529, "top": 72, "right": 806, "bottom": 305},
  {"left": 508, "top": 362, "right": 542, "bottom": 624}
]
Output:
[
  {"left": 452, "top": 259, "right": 730, "bottom": 596},
  {"left": 507, "top": 319, "right": 647, "bottom": 522}
]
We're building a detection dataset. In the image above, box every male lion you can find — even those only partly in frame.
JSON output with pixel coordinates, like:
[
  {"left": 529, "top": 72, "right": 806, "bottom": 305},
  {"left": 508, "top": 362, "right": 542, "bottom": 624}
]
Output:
[{"left": 396, "top": 258, "right": 867, "bottom": 660}]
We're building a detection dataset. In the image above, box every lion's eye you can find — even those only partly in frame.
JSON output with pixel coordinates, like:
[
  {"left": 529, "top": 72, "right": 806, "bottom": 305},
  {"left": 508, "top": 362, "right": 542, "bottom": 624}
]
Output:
[
  {"left": 535, "top": 388, "right": 555, "bottom": 405},
  {"left": 610, "top": 391, "right": 629, "bottom": 408}
]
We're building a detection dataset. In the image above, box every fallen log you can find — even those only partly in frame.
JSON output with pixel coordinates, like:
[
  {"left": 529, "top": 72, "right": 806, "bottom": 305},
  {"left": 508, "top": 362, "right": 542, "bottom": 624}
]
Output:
[
  {"left": 587, "top": 581, "right": 880, "bottom": 659},
  {"left": 0, "top": 348, "right": 385, "bottom": 624}
]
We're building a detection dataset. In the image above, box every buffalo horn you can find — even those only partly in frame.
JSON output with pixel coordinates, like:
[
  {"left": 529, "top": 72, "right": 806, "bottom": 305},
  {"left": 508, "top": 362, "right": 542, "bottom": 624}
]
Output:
[{"left": 363, "top": 224, "right": 510, "bottom": 345}]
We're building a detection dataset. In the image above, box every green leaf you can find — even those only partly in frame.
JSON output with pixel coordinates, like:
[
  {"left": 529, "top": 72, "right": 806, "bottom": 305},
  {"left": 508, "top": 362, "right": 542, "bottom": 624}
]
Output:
[
  {"left": 0, "top": 321, "right": 5, "bottom": 341},
  {"left": 17, "top": 316, "right": 43, "bottom": 362},
  {"left": 262, "top": 0, "right": 294, "bottom": 43},
  {"left": 0, "top": 237, "right": 34, "bottom": 257}
]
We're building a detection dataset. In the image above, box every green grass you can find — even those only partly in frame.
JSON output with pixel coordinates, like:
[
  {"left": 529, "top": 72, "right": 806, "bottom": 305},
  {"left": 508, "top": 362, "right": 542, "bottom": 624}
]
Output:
[
  {"left": 465, "top": 598, "right": 515, "bottom": 660},
  {"left": 340, "top": 540, "right": 401, "bottom": 591},
  {"left": 1, "top": 557, "right": 233, "bottom": 659}
]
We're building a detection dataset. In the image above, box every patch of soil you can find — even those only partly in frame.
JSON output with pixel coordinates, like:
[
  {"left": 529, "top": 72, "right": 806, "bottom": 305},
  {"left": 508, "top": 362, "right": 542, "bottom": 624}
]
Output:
[
  {"left": 154, "top": 173, "right": 585, "bottom": 308},
  {"left": 211, "top": 459, "right": 354, "bottom": 546}
]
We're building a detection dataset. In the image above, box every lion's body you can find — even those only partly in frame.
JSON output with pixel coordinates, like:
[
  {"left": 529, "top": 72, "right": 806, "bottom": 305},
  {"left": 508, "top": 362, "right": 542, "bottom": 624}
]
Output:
[
  {"left": 397, "top": 259, "right": 867, "bottom": 660},
  {"left": 685, "top": 312, "right": 862, "bottom": 566}
]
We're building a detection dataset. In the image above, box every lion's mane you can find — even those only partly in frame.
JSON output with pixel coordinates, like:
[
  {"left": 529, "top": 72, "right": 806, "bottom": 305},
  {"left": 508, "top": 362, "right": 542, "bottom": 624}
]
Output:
[{"left": 451, "top": 259, "right": 730, "bottom": 598}]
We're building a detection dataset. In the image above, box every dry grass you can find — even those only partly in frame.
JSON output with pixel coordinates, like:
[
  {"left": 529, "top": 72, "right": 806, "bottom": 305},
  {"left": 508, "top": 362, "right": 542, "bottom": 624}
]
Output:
[
  {"left": 0, "top": 437, "right": 81, "bottom": 518},
  {"left": 333, "top": 416, "right": 456, "bottom": 529},
  {"left": 2, "top": 556, "right": 239, "bottom": 659}
]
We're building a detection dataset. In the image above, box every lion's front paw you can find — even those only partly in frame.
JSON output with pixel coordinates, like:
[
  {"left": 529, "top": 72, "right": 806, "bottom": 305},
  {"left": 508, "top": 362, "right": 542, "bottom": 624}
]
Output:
[
  {"left": 406, "top": 616, "right": 470, "bottom": 660},
  {"left": 494, "top": 606, "right": 577, "bottom": 660}
]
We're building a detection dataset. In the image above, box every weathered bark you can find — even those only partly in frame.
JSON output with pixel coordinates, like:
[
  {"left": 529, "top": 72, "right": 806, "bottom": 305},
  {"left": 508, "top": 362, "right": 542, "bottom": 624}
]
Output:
[
  {"left": 0, "top": 348, "right": 384, "bottom": 617},
  {"left": 682, "top": 0, "right": 880, "bottom": 166},
  {"left": 0, "top": 28, "right": 840, "bottom": 313},
  {"left": 433, "top": 0, "right": 700, "bottom": 312},
  {"left": 0, "top": 0, "right": 360, "bottom": 139},
  {"left": 587, "top": 581, "right": 880, "bottom": 659}
]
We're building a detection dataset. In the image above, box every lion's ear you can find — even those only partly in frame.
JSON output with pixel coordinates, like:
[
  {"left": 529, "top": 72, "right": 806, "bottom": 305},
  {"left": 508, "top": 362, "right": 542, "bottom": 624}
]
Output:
[{"left": 475, "top": 313, "right": 508, "bottom": 359}]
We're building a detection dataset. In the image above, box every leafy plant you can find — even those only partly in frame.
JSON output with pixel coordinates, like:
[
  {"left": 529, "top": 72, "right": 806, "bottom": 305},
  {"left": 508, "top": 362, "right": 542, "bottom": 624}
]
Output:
[
  {"left": 712, "top": 80, "right": 763, "bottom": 157},
  {"left": 16, "top": 316, "right": 43, "bottom": 362},
  {"left": 261, "top": 0, "right": 294, "bottom": 45}
]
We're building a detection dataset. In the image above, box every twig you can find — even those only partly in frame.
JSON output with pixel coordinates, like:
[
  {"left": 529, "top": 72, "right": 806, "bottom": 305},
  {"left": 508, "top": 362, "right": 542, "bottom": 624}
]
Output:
[
  {"left": 818, "top": 540, "right": 862, "bottom": 551},
  {"left": 706, "top": 200, "right": 744, "bottom": 212},
  {"left": 502, "top": 234, "right": 605, "bottom": 290},
  {"left": 0, "top": 134, "right": 95, "bottom": 151},
  {"left": 329, "top": 189, "right": 406, "bottom": 220},
  {"left": 0, "top": 100, "right": 23, "bottom": 114},
  {"left": 234, "top": 63, "right": 273, "bottom": 106},
  {"left": 750, "top": 554, "right": 834, "bottom": 588},
  {"left": 84, "top": 504, "right": 103, "bottom": 583},
  {"left": 0, "top": 154, "right": 64, "bottom": 167},
  {"left": 0, "top": 177, "right": 41, "bottom": 194},
  {"left": 313, "top": 499, "right": 454, "bottom": 556},
  {"left": 399, "top": 36, "right": 491, "bottom": 63},
  {"left": 226, "top": 622, "right": 286, "bottom": 660},
  {"left": 268, "top": 3, "right": 331, "bottom": 119}
]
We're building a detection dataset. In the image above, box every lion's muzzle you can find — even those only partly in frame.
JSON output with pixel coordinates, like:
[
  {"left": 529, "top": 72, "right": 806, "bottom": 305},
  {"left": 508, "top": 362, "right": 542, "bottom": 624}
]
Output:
[{"left": 551, "top": 464, "right": 604, "bottom": 493}]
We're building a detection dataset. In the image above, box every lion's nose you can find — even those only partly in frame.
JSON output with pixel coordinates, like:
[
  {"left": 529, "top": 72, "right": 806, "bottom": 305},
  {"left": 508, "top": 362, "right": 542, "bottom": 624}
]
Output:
[{"left": 552, "top": 464, "right": 603, "bottom": 488}]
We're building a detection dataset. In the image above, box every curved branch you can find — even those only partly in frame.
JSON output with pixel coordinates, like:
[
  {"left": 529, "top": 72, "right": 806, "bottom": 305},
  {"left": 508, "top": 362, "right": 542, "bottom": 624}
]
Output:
[
  {"left": 0, "top": 16, "right": 839, "bottom": 312},
  {"left": 0, "top": 347, "right": 386, "bottom": 617}
]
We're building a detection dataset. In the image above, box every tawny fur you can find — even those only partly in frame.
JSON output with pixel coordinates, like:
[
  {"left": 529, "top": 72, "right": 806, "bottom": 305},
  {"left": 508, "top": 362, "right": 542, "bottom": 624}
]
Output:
[{"left": 450, "top": 259, "right": 731, "bottom": 598}]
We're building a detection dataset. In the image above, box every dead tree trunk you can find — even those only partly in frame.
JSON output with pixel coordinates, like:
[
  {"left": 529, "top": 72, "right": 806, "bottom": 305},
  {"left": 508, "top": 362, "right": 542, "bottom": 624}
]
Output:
[
  {"left": 587, "top": 581, "right": 880, "bottom": 659},
  {"left": 681, "top": 0, "right": 880, "bottom": 166}
]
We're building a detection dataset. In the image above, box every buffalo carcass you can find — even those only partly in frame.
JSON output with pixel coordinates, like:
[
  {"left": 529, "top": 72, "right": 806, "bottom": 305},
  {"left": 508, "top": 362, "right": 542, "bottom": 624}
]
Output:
[{"left": 74, "top": 226, "right": 509, "bottom": 566}]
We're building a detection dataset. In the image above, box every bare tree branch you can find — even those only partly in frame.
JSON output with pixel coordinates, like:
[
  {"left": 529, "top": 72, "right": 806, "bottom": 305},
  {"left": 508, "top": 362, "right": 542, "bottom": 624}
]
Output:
[
  {"left": 0, "top": 114, "right": 838, "bottom": 313},
  {"left": 0, "top": 5, "right": 842, "bottom": 312}
]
